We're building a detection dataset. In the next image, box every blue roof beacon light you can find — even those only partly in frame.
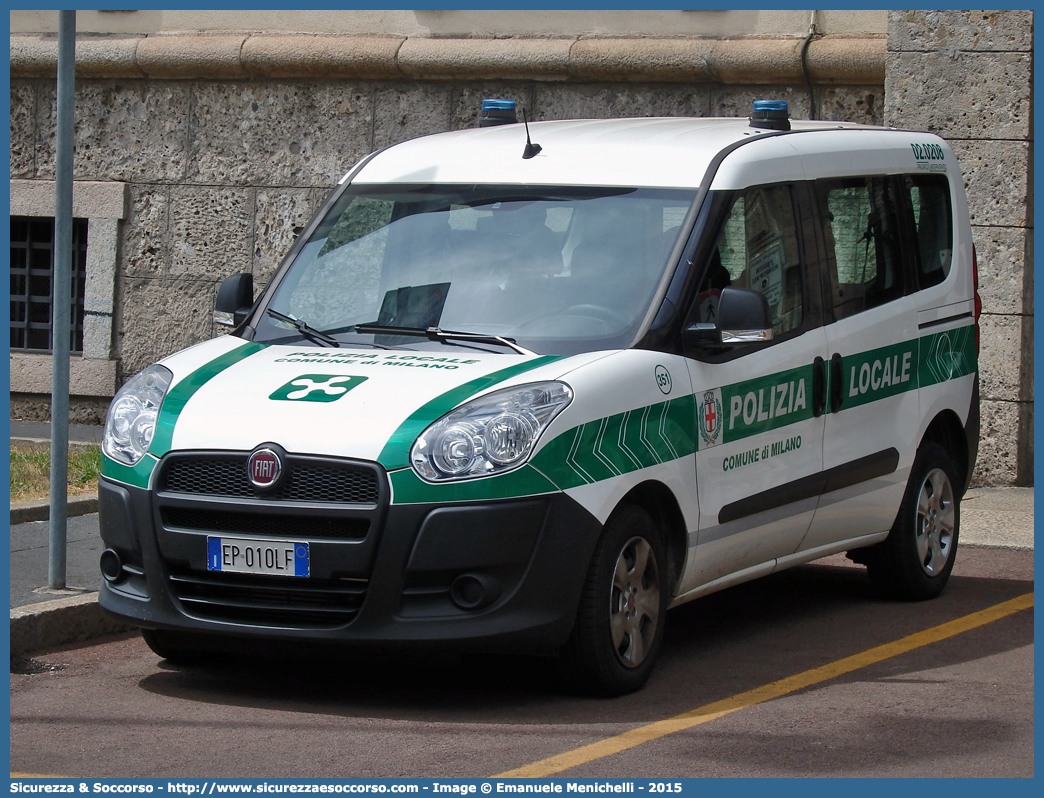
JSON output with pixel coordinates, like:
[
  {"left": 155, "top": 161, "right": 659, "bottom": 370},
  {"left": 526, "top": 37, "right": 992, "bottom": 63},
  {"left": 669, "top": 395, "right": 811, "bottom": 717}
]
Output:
[
  {"left": 479, "top": 99, "right": 519, "bottom": 127},
  {"left": 750, "top": 99, "right": 791, "bottom": 131}
]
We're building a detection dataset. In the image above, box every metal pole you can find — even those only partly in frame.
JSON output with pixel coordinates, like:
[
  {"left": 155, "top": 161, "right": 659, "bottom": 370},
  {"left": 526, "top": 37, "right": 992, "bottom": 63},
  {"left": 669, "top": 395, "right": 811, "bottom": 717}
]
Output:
[{"left": 49, "top": 10, "right": 75, "bottom": 589}]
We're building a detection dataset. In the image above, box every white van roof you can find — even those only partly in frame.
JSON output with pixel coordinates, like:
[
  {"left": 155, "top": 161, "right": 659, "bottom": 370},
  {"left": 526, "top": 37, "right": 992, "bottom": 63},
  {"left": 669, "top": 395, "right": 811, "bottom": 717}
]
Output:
[{"left": 351, "top": 117, "right": 886, "bottom": 189}]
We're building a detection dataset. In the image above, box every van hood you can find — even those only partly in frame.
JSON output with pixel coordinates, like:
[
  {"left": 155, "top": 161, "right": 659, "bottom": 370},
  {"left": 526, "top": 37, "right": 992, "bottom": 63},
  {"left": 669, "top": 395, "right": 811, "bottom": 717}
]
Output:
[{"left": 150, "top": 338, "right": 576, "bottom": 469}]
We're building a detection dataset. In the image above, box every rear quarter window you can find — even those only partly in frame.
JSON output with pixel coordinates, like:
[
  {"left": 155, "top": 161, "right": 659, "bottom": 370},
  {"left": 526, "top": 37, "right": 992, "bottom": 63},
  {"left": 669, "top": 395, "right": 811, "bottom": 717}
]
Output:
[{"left": 902, "top": 174, "right": 954, "bottom": 290}]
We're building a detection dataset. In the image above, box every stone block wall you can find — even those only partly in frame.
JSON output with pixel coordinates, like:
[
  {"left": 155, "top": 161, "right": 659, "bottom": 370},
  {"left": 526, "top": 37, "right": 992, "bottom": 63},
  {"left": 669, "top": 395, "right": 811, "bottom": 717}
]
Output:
[
  {"left": 886, "top": 10, "right": 1034, "bottom": 486},
  {"left": 12, "top": 24, "right": 1032, "bottom": 485}
]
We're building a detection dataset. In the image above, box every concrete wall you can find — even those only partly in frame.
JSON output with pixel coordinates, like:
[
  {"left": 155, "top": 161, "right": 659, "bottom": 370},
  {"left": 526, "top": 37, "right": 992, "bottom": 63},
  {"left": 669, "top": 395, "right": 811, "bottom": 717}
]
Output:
[{"left": 885, "top": 10, "right": 1034, "bottom": 486}]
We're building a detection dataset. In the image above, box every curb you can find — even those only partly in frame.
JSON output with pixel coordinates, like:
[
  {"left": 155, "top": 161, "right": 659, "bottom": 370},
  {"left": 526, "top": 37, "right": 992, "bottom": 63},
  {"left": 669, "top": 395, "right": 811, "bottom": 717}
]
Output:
[
  {"left": 10, "top": 593, "right": 138, "bottom": 657},
  {"left": 10, "top": 493, "right": 100, "bottom": 525}
]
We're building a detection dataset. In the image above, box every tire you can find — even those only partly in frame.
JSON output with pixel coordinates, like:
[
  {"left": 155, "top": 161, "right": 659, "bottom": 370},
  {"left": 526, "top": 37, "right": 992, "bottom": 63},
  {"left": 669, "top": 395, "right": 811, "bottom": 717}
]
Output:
[
  {"left": 562, "top": 505, "right": 669, "bottom": 696},
  {"left": 866, "top": 442, "right": 960, "bottom": 601},
  {"left": 141, "top": 629, "right": 217, "bottom": 666}
]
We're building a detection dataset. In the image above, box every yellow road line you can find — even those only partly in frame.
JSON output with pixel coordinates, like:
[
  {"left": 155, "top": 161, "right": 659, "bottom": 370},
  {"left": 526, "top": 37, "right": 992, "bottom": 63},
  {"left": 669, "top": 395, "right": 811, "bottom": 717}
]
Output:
[
  {"left": 10, "top": 774, "right": 71, "bottom": 779},
  {"left": 497, "top": 592, "right": 1034, "bottom": 778}
]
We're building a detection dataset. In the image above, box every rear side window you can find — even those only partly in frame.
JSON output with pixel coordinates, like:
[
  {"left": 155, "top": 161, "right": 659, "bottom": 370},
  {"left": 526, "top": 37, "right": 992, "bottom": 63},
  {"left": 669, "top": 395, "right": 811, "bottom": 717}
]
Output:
[
  {"left": 816, "top": 177, "right": 905, "bottom": 321},
  {"left": 902, "top": 174, "right": 953, "bottom": 289}
]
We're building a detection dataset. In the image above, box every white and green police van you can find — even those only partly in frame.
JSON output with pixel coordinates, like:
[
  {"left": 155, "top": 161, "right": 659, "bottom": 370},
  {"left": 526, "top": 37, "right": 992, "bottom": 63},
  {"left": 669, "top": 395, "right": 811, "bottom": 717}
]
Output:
[{"left": 99, "top": 100, "right": 980, "bottom": 695}]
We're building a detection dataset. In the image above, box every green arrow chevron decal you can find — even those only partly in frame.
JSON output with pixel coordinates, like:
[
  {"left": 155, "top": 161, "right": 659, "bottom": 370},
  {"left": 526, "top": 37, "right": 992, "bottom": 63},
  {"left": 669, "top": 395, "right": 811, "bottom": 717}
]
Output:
[{"left": 531, "top": 395, "right": 697, "bottom": 491}]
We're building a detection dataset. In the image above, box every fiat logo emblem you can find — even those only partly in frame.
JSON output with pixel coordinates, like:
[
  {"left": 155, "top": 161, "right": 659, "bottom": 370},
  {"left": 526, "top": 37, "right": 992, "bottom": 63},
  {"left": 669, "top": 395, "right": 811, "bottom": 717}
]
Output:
[{"left": 247, "top": 447, "right": 282, "bottom": 489}]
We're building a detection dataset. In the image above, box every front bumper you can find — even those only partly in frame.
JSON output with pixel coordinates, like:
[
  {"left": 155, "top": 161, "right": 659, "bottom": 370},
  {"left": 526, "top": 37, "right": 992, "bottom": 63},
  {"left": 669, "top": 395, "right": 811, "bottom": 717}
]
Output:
[{"left": 97, "top": 457, "right": 602, "bottom": 655}]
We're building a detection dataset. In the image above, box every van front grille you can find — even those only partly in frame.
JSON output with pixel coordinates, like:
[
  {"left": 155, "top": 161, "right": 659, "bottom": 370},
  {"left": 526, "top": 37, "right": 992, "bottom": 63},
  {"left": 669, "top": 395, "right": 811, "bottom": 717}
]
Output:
[
  {"left": 160, "top": 454, "right": 381, "bottom": 505},
  {"left": 161, "top": 507, "right": 369, "bottom": 540},
  {"left": 168, "top": 570, "right": 366, "bottom": 628}
]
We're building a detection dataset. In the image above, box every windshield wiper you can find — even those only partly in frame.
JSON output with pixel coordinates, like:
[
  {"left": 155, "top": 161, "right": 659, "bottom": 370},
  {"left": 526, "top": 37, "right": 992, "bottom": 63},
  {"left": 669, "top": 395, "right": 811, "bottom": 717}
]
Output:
[
  {"left": 266, "top": 309, "right": 340, "bottom": 348},
  {"left": 353, "top": 324, "right": 537, "bottom": 356}
]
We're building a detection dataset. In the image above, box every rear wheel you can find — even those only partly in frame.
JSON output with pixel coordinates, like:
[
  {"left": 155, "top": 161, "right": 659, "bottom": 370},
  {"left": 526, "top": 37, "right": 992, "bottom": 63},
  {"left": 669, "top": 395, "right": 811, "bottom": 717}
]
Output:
[
  {"left": 866, "top": 442, "right": 960, "bottom": 600},
  {"left": 563, "top": 505, "right": 668, "bottom": 696}
]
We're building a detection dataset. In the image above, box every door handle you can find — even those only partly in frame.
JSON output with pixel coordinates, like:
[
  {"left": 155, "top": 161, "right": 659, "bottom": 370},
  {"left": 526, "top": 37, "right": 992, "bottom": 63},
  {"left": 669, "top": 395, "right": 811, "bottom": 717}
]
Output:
[
  {"left": 830, "top": 352, "right": 844, "bottom": 412},
  {"left": 812, "top": 356, "right": 826, "bottom": 417}
]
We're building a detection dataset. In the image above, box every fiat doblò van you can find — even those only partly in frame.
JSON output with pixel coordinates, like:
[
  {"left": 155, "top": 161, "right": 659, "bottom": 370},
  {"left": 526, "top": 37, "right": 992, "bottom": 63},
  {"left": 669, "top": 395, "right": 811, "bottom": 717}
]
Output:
[{"left": 99, "top": 100, "right": 979, "bottom": 695}]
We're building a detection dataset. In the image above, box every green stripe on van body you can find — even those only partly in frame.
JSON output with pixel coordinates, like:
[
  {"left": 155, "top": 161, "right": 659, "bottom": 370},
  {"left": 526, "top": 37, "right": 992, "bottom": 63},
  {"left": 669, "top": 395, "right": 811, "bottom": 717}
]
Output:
[
  {"left": 529, "top": 326, "right": 976, "bottom": 494},
  {"left": 918, "top": 325, "right": 977, "bottom": 388},
  {"left": 717, "top": 363, "right": 815, "bottom": 447},
  {"left": 389, "top": 464, "right": 559, "bottom": 505},
  {"left": 721, "top": 326, "right": 977, "bottom": 442},
  {"left": 532, "top": 395, "right": 697, "bottom": 491},
  {"left": 837, "top": 326, "right": 976, "bottom": 412},
  {"left": 838, "top": 340, "right": 919, "bottom": 411},
  {"left": 149, "top": 341, "right": 269, "bottom": 458},
  {"left": 377, "top": 355, "right": 562, "bottom": 471},
  {"left": 100, "top": 453, "right": 159, "bottom": 490}
]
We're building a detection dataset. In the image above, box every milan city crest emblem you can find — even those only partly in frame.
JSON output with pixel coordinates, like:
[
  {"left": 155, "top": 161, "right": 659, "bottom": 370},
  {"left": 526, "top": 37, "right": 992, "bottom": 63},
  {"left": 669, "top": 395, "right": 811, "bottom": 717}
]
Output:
[{"left": 698, "top": 389, "right": 724, "bottom": 449}]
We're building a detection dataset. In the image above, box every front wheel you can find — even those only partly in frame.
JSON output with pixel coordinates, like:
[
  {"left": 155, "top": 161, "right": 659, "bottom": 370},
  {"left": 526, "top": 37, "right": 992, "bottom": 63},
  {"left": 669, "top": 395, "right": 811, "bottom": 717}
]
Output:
[
  {"left": 866, "top": 442, "right": 960, "bottom": 600},
  {"left": 562, "top": 505, "right": 669, "bottom": 696}
]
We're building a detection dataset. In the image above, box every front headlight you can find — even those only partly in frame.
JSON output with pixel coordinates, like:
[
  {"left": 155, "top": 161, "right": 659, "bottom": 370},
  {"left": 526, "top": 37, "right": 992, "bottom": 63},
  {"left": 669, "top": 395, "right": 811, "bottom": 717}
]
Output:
[
  {"left": 411, "top": 381, "right": 573, "bottom": 482},
  {"left": 102, "top": 365, "right": 173, "bottom": 466}
]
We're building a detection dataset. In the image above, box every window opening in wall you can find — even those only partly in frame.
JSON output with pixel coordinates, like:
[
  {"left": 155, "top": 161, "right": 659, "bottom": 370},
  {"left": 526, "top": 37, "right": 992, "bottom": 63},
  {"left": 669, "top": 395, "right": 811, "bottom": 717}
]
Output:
[{"left": 9, "top": 216, "right": 88, "bottom": 354}]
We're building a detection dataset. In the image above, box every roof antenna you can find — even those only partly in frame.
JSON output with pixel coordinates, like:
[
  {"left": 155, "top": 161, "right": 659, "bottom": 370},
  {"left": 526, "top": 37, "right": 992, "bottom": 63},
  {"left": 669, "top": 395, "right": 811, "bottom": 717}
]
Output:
[{"left": 522, "top": 108, "right": 542, "bottom": 159}]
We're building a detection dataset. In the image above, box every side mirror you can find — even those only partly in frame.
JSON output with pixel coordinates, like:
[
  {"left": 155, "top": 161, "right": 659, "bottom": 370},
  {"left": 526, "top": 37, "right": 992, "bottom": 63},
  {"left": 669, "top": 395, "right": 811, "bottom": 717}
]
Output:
[
  {"left": 685, "top": 286, "right": 774, "bottom": 347},
  {"left": 214, "top": 273, "right": 254, "bottom": 328}
]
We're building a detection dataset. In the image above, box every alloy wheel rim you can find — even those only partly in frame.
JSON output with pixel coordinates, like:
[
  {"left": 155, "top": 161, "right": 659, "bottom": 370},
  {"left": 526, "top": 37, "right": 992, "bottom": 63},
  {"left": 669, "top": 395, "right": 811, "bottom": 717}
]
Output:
[
  {"left": 609, "top": 536, "right": 660, "bottom": 669},
  {"left": 915, "top": 467, "right": 955, "bottom": 576}
]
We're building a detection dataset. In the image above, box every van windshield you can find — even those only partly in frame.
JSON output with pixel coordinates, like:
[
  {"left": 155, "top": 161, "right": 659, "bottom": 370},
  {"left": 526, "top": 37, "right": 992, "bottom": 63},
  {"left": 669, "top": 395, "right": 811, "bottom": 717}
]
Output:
[{"left": 257, "top": 183, "right": 696, "bottom": 355}]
